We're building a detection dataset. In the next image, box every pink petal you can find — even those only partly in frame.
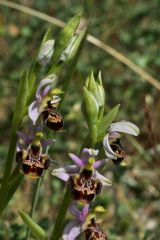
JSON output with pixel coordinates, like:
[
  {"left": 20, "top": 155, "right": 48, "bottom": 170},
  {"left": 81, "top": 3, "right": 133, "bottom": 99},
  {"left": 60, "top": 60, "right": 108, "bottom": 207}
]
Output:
[
  {"left": 69, "top": 204, "right": 81, "bottom": 218},
  {"left": 81, "top": 148, "right": 99, "bottom": 163},
  {"left": 16, "top": 131, "right": 32, "bottom": 149},
  {"left": 93, "top": 159, "right": 107, "bottom": 169},
  {"left": 52, "top": 167, "right": 70, "bottom": 182},
  {"left": 52, "top": 165, "right": 79, "bottom": 181},
  {"left": 95, "top": 171, "right": 112, "bottom": 186},
  {"left": 41, "top": 139, "right": 56, "bottom": 148},
  {"left": 109, "top": 131, "right": 121, "bottom": 139},
  {"left": 62, "top": 220, "right": 82, "bottom": 240},
  {"left": 28, "top": 100, "right": 40, "bottom": 125},
  {"left": 69, "top": 153, "right": 84, "bottom": 167},
  {"left": 109, "top": 121, "right": 140, "bottom": 136},
  {"left": 41, "top": 85, "right": 51, "bottom": 98},
  {"left": 36, "top": 74, "right": 56, "bottom": 99},
  {"left": 81, "top": 204, "right": 89, "bottom": 220},
  {"left": 103, "top": 134, "right": 117, "bottom": 160},
  {"left": 69, "top": 204, "right": 89, "bottom": 222}
]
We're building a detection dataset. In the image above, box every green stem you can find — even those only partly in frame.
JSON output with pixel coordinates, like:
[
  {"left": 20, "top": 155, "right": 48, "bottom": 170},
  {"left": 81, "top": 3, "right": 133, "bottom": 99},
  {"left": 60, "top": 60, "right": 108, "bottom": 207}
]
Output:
[
  {"left": 50, "top": 128, "right": 93, "bottom": 239},
  {"left": 50, "top": 187, "right": 71, "bottom": 240},
  {"left": 25, "top": 177, "right": 43, "bottom": 240}
]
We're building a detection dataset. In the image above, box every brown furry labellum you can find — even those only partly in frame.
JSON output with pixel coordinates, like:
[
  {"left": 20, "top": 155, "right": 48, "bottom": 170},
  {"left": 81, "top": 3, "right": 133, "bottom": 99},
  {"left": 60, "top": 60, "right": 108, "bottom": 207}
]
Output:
[
  {"left": 16, "top": 143, "right": 50, "bottom": 179},
  {"left": 41, "top": 106, "right": 63, "bottom": 132},
  {"left": 110, "top": 139, "right": 126, "bottom": 165},
  {"left": 68, "top": 169, "right": 102, "bottom": 204},
  {"left": 85, "top": 218, "right": 108, "bottom": 240}
]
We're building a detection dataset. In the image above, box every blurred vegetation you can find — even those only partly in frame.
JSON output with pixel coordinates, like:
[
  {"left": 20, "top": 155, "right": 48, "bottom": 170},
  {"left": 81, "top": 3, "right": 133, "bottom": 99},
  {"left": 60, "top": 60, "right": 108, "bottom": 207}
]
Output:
[{"left": 0, "top": 0, "right": 160, "bottom": 239}]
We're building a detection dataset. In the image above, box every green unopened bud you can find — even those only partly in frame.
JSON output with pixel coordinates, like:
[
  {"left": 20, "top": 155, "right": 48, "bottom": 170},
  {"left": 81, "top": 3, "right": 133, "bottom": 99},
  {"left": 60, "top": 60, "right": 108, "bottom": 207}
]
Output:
[
  {"left": 38, "top": 39, "right": 55, "bottom": 66},
  {"left": 82, "top": 87, "right": 98, "bottom": 145},
  {"left": 83, "top": 87, "right": 99, "bottom": 127},
  {"left": 86, "top": 71, "right": 105, "bottom": 108},
  {"left": 97, "top": 71, "right": 105, "bottom": 104},
  {"left": 59, "top": 35, "right": 77, "bottom": 62},
  {"left": 86, "top": 71, "right": 97, "bottom": 94}
]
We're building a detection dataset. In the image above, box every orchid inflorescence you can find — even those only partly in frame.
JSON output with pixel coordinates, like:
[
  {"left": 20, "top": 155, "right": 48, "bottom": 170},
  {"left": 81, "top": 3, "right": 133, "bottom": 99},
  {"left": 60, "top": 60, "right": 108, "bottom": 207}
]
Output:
[
  {"left": 14, "top": 15, "right": 140, "bottom": 240},
  {"left": 16, "top": 68, "right": 139, "bottom": 239}
]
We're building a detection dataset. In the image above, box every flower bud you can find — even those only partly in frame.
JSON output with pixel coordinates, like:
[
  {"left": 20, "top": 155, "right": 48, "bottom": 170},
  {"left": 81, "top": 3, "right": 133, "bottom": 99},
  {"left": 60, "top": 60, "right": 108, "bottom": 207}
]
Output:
[
  {"left": 59, "top": 36, "right": 77, "bottom": 62},
  {"left": 82, "top": 72, "right": 105, "bottom": 144},
  {"left": 83, "top": 87, "right": 99, "bottom": 127},
  {"left": 37, "top": 39, "right": 55, "bottom": 66},
  {"left": 86, "top": 71, "right": 105, "bottom": 108}
]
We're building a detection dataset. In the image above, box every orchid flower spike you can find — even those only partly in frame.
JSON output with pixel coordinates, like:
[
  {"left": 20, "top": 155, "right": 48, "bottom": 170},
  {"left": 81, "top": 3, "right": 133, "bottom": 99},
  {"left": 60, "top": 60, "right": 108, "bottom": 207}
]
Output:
[
  {"left": 103, "top": 121, "right": 140, "bottom": 165},
  {"left": 62, "top": 204, "right": 108, "bottom": 240},
  {"left": 16, "top": 129, "right": 53, "bottom": 179},
  {"left": 28, "top": 75, "right": 64, "bottom": 131},
  {"left": 52, "top": 148, "right": 112, "bottom": 204}
]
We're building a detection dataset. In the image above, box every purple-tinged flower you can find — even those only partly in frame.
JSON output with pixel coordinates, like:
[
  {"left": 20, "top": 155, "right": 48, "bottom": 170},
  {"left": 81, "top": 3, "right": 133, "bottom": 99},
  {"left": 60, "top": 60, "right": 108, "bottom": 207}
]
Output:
[
  {"left": 16, "top": 125, "right": 55, "bottom": 151},
  {"left": 103, "top": 121, "right": 140, "bottom": 165},
  {"left": 28, "top": 74, "right": 64, "bottom": 132},
  {"left": 52, "top": 148, "right": 112, "bottom": 204},
  {"left": 62, "top": 204, "right": 108, "bottom": 240},
  {"left": 63, "top": 204, "right": 89, "bottom": 240},
  {"left": 16, "top": 129, "right": 54, "bottom": 179}
]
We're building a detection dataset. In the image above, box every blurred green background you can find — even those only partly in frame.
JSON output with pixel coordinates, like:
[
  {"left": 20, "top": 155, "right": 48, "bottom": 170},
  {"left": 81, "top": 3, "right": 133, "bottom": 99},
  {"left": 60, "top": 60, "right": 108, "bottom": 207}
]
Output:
[{"left": 0, "top": 0, "right": 160, "bottom": 239}]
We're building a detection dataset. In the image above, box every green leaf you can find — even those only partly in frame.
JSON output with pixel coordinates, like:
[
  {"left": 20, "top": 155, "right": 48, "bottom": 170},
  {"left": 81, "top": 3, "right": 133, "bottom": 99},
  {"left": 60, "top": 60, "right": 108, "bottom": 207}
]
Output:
[
  {"left": 0, "top": 71, "right": 28, "bottom": 216},
  {"left": 97, "top": 104, "right": 120, "bottom": 141},
  {"left": 49, "top": 13, "right": 82, "bottom": 71},
  {"left": 0, "top": 167, "right": 23, "bottom": 216},
  {"left": 7, "top": 169, "right": 23, "bottom": 204},
  {"left": 19, "top": 210, "right": 48, "bottom": 240},
  {"left": 3, "top": 71, "right": 28, "bottom": 182}
]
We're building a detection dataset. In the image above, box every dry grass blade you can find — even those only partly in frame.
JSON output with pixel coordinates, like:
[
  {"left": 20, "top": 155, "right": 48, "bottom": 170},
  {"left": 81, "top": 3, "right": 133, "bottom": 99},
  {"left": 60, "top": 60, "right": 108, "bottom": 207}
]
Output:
[{"left": 1, "top": 0, "right": 160, "bottom": 90}]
